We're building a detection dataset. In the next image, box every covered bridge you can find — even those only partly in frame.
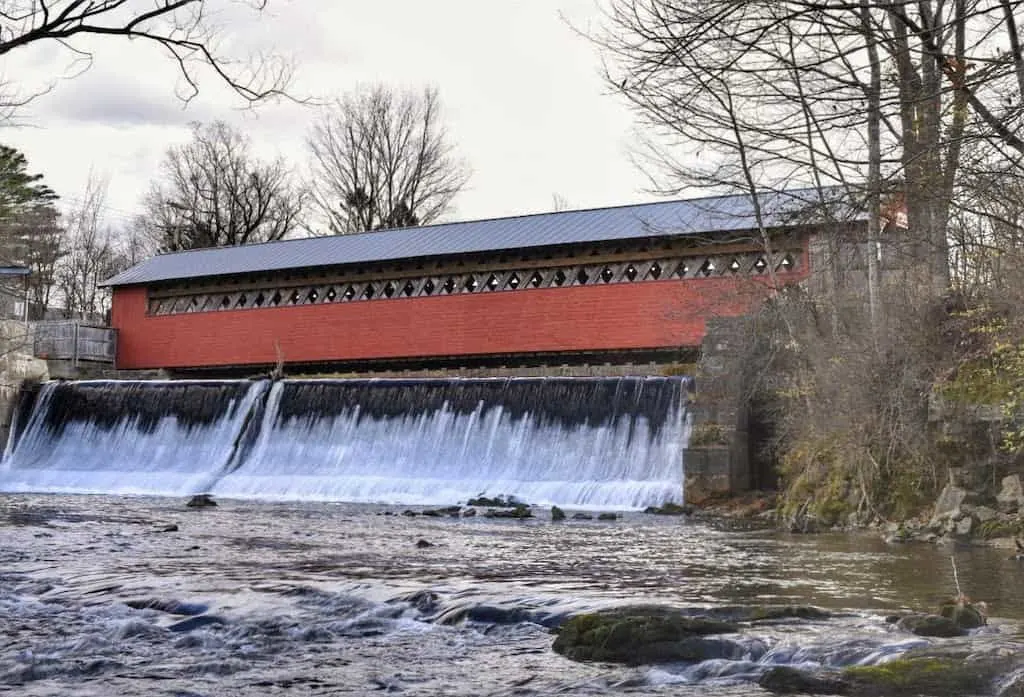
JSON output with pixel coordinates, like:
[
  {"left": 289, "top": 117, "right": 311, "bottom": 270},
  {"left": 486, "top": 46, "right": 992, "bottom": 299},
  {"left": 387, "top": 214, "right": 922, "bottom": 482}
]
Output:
[{"left": 103, "top": 188, "right": 860, "bottom": 374}]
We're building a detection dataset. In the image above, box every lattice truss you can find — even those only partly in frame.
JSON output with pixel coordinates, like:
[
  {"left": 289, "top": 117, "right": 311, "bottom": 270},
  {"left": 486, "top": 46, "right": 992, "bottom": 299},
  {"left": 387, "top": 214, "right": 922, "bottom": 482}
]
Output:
[{"left": 148, "top": 250, "right": 802, "bottom": 316}]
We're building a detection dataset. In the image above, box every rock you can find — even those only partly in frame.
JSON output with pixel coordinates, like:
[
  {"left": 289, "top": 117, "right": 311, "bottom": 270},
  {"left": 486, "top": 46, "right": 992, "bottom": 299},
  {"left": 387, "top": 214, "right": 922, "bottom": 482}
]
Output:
[
  {"left": 896, "top": 613, "right": 965, "bottom": 637},
  {"left": 420, "top": 506, "right": 462, "bottom": 518},
  {"left": 997, "top": 475, "right": 1024, "bottom": 512},
  {"left": 955, "top": 516, "right": 974, "bottom": 537},
  {"left": 401, "top": 509, "right": 419, "bottom": 517},
  {"left": 185, "top": 494, "right": 216, "bottom": 508},
  {"left": 759, "top": 666, "right": 848, "bottom": 695},
  {"left": 167, "top": 615, "right": 226, "bottom": 633},
  {"left": 597, "top": 512, "right": 619, "bottom": 521},
  {"left": 930, "top": 484, "right": 967, "bottom": 524},
  {"left": 550, "top": 505, "right": 566, "bottom": 522},
  {"left": 466, "top": 495, "right": 523, "bottom": 508},
  {"left": 938, "top": 599, "right": 986, "bottom": 629},
  {"left": 572, "top": 512, "right": 593, "bottom": 520},
  {"left": 483, "top": 505, "right": 532, "bottom": 519},
  {"left": 155, "top": 523, "right": 179, "bottom": 533},
  {"left": 415, "top": 538, "right": 434, "bottom": 548},
  {"left": 972, "top": 505, "right": 998, "bottom": 523},
  {"left": 552, "top": 609, "right": 740, "bottom": 665},
  {"left": 843, "top": 654, "right": 1005, "bottom": 696},
  {"left": 643, "top": 502, "right": 691, "bottom": 516},
  {"left": 461, "top": 507, "right": 476, "bottom": 518}
]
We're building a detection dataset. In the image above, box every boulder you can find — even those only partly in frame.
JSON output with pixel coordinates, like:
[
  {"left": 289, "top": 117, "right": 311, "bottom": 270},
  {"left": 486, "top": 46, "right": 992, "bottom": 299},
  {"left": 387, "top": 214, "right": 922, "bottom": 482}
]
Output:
[
  {"left": 938, "top": 599, "right": 986, "bottom": 629},
  {"left": 843, "top": 653, "right": 1007, "bottom": 697},
  {"left": 997, "top": 475, "right": 1024, "bottom": 513},
  {"left": 896, "top": 613, "right": 965, "bottom": 637},
  {"left": 550, "top": 506, "right": 566, "bottom": 522},
  {"left": 643, "top": 502, "right": 691, "bottom": 516},
  {"left": 972, "top": 505, "right": 998, "bottom": 523},
  {"left": 597, "top": 512, "right": 619, "bottom": 521},
  {"left": 955, "top": 516, "right": 974, "bottom": 537},
  {"left": 759, "top": 666, "right": 848, "bottom": 695},
  {"left": 552, "top": 609, "right": 740, "bottom": 665},
  {"left": 930, "top": 484, "right": 967, "bottom": 524},
  {"left": 185, "top": 494, "right": 216, "bottom": 508}
]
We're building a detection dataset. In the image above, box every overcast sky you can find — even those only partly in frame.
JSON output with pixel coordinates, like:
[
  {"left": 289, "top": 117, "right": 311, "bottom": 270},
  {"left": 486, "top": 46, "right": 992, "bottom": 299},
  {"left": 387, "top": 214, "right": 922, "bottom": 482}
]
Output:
[{"left": 1, "top": 0, "right": 659, "bottom": 232}]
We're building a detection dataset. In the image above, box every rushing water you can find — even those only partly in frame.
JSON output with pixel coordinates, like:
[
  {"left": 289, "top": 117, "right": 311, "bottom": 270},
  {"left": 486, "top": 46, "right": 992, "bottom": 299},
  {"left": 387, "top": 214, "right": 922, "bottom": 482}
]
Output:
[{"left": 2, "top": 495, "right": 1023, "bottom": 696}]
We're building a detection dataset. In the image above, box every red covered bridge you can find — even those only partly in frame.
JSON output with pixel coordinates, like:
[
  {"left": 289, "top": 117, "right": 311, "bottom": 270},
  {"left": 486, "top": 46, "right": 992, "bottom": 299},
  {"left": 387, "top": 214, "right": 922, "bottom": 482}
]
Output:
[{"left": 103, "top": 189, "right": 861, "bottom": 374}]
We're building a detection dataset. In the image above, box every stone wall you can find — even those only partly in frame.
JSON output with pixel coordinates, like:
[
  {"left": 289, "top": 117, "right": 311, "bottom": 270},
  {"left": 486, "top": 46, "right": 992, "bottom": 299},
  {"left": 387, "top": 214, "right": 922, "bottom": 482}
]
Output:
[{"left": 0, "top": 320, "right": 49, "bottom": 451}]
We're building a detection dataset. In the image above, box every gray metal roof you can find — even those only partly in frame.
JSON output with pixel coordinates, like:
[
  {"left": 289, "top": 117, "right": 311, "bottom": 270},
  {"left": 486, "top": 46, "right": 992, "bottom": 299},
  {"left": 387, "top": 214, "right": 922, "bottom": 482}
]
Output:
[{"left": 103, "top": 187, "right": 862, "bottom": 287}]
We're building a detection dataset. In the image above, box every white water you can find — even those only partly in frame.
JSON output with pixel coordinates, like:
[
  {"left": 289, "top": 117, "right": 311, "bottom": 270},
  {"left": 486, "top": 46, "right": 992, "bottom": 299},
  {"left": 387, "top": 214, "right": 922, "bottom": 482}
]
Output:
[
  {"left": 0, "top": 380, "right": 267, "bottom": 496},
  {"left": 214, "top": 380, "right": 688, "bottom": 508},
  {"left": 0, "top": 377, "right": 689, "bottom": 508}
]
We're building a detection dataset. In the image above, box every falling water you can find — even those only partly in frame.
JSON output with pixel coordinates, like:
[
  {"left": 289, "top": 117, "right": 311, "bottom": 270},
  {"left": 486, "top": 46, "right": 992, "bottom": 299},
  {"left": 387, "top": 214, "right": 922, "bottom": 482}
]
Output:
[
  {"left": 0, "top": 380, "right": 268, "bottom": 496},
  {"left": 0, "top": 376, "right": 689, "bottom": 508}
]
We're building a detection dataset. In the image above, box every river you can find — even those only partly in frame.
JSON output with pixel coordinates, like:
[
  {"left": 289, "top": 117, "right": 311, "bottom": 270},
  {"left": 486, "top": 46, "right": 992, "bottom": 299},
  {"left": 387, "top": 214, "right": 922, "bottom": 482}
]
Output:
[{"left": 2, "top": 494, "right": 1023, "bottom": 696}]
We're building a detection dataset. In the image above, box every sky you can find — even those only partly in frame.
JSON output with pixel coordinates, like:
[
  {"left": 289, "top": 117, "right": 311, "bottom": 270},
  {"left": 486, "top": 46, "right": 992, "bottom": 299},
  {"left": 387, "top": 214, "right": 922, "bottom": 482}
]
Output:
[{"left": 0, "top": 0, "right": 659, "bottom": 233}]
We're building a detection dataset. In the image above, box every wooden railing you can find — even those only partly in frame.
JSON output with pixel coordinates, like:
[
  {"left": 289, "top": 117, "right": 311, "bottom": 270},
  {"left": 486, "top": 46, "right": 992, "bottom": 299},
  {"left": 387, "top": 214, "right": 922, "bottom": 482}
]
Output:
[{"left": 33, "top": 321, "right": 117, "bottom": 364}]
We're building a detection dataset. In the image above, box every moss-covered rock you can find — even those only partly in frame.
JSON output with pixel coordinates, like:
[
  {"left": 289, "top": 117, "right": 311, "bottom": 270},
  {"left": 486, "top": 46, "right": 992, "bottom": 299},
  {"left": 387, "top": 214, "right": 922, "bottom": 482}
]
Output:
[
  {"left": 550, "top": 505, "right": 566, "bottom": 522},
  {"left": 552, "top": 609, "right": 739, "bottom": 665},
  {"left": 759, "top": 666, "right": 848, "bottom": 694},
  {"left": 896, "top": 613, "right": 965, "bottom": 637},
  {"left": 938, "top": 599, "right": 986, "bottom": 629},
  {"left": 643, "top": 502, "right": 691, "bottom": 515},
  {"left": 843, "top": 656, "right": 997, "bottom": 696}
]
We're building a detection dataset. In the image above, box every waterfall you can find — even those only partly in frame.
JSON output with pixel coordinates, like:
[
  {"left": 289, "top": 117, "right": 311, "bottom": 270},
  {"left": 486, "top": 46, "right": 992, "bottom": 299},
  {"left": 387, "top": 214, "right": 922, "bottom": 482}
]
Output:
[
  {"left": 0, "top": 380, "right": 268, "bottom": 496},
  {"left": 0, "top": 376, "right": 690, "bottom": 508}
]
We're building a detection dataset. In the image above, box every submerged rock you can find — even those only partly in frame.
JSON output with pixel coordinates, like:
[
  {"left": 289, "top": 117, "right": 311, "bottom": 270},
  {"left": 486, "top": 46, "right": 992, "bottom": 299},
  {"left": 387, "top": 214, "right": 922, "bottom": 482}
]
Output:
[
  {"left": 552, "top": 608, "right": 739, "bottom": 665},
  {"left": 896, "top": 613, "right": 965, "bottom": 637},
  {"left": 185, "top": 494, "right": 216, "bottom": 508},
  {"left": 572, "top": 512, "right": 593, "bottom": 520},
  {"left": 466, "top": 495, "right": 524, "bottom": 508},
  {"left": 415, "top": 538, "right": 434, "bottom": 548},
  {"left": 597, "top": 512, "right": 619, "bottom": 521},
  {"left": 483, "top": 505, "right": 532, "bottom": 519},
  {"left": 643, "top": 502, "right": 691, "bottom": 516}
]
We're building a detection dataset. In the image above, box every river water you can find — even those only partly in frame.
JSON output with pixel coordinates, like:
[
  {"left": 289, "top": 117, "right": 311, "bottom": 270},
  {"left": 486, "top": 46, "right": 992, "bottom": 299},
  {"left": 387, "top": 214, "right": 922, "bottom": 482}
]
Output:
[{"left": 3, "top": 494, "right": 1023, "bottom": 696}]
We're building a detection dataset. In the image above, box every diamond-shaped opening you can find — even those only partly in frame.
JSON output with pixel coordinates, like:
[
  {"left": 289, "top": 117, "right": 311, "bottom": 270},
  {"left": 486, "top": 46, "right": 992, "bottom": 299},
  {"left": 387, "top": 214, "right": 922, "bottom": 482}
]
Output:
[
  {"left": 553, "top": 270, "right": 567, "bottom": 286},
  {"left": 443, "top": 278, "right": 457, "bottom": 294},
  {"left": 753, "top": 257, "right": 768, "bottom": 274},
  {"left": 486, "top": 274, "right": 499, "bottom": 290},
  {"left": 383, "top": 281, "right": 396, "bottom": 298},
  {"left": 289, "top": 290, "right": 301, "bottom": 304},
  {"left": 673, "top": 262, "right": 689, "bottom": 278},
  {"left": 464, "top": 276, "right": 478, "bottom": 292},
  {"left": 648, "top": 262, "right": 662, "bottom": 279},
  {"left": 422, "top": 279, "right": 436, "bottom": 296},
  {"left": 325, "top": 287, "right": 337, "bottom": 302},
  {"left": 189, "top": 297, "right": 199, "bottom": 309},
  {"left": 576, "top": 268, "right": 590, "bottom": 285},
  {"left": 402, "top": 280, "right": 416, "bottom": 297},
  {"left": 254, "top": 293, "right": 265, "bottom": 307},
  {"left": 600, "top": 267, "right": 614, "bottom": 283},
  {"left": 306, "top": 289, "right": 318, "bottom": 303},
  {"left": 235, "top": 294, "right": 247, "bottom": 308},
  {"left": 506, "top": 273, "right": 521, "bottom": 290},
  {"left": 271, "top": 291, "right": 283, "bottom": 306},
  {"left": 727, "top": 259, "right": 741, "bottom": 274},
  {"left": 362, "top": 284, "right": 375, "bottom": 300},
  {"left": 343, "top": 285, "right": 356, "bottom": 301},
  {"left": 625, "top": 265, "right": 638, "bottom": 281},
  {"left": 529, "top": 271, "right": 543, "bottom": 288},
  {"left": 699, "top": 259, "right": 715, "bottom": 276},
  {"left": 779, "top": 254, "right": 795, "bottom": 271}
]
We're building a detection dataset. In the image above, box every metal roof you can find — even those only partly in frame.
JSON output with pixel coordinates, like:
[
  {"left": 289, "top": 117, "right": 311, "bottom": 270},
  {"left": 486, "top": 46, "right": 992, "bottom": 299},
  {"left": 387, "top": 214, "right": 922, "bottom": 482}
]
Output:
[{"left": 103, "top": 187, "right": 862, "bottom": 287}]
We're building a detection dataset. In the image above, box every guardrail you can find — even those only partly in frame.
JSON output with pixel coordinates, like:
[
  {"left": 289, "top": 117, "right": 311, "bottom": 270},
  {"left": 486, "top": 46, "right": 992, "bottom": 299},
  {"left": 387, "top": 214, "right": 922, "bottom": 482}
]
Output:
[{"left": 33, "top": 321, "right": 117, "bottom": 364}]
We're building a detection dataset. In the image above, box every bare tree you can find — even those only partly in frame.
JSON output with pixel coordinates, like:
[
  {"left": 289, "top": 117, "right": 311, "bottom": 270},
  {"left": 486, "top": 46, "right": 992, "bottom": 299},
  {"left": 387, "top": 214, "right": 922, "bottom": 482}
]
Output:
[
  {"left": 308, "top": 85, "right": 470, "bottom": 235},
  {"left": 142, "top": 121, "right": 305, "bottom": 251},
  {"left": 0, "top": 1, "right": 292, "bottom": 115}
]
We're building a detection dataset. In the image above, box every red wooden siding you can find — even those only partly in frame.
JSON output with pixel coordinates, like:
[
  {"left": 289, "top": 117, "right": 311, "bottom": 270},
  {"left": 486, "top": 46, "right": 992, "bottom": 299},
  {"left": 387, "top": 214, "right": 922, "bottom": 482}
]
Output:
[{"left": 110, "top": 275, "right": 791, "bottom": 370}]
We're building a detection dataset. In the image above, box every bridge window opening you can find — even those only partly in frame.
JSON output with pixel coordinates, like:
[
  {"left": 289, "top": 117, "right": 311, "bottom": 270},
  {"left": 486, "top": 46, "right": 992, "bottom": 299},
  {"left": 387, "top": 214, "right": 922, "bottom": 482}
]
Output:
[
  {"left": 271, "top": 291, "right": 283, "bottom": 306},
  {"left": 254, "top": 293, "right": 266, "bottom": 307},
  {"left": 553, "top": 270, "right": 567, "bottom": 286},
  {"left": 306, "top": 289, "right": 318, "bottom": 303},
  {"left": 343, "top": 285, "right": 356, "bottom": 301},
  {"left": 189, "top": 298, "right": 199, "bottom": 311},
  {"left": 402, "top": 280, "right": 416, "bottom": 297},
  {"left": 221, "top": 296, "right": 232, "bottom": 309},
  {"left": 699, "top": 259, "right": 715, "bottom": 276},
  {"left": 779, "top": 254, "right": 795, "bottom": 271},
  {"left": 441, "top": 278, "right": 456, "bottom": 294},
  {"left": 600, "top": 267, "right": 614, "bottom": 283},
  {"left": 289, "top": 290, "right": 301, "bottom": 304},
  {"left": 325, "top": 288, "right": 337, "bottom": 302},
  {"left": 576, "top": 268, "right": 590, "bottom": 285},
  {"left": 648, "top": 262, "right": 662, "bottom": 279},
  {"left": 673, "top": 262, "right": 689, "bottom": 278},
  {"left": 625, "top": 265, "right": 638, "bottom": 281},
  {"left": 485, "top": 274, "right": 499, "bottom": 291},
  {"left": 464, "top": 276, "right": 478, "bottom": 292},
  {"left": 753, "top": 257, "right": 768, "bottom": 274},
  {"left": 728, "top": 259, "right": 741, "bottom": 274},
  {"left": 506, "top": 273, "right": 521, "bottom": 289},
  {"left": 421, "top": 279, "right": 436, "bottom": 296},
  {"left": 383, "top": 282, "right": 396, "bottom": 298},
  {"left": 529, "top": 272, "right": 543, "bottom": 288},
  {"left": 235, "top": 295, "right": 248, "bottom": 308},
  {"left": 362, "top": 285, "right": 375, "bottom": 300}
]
